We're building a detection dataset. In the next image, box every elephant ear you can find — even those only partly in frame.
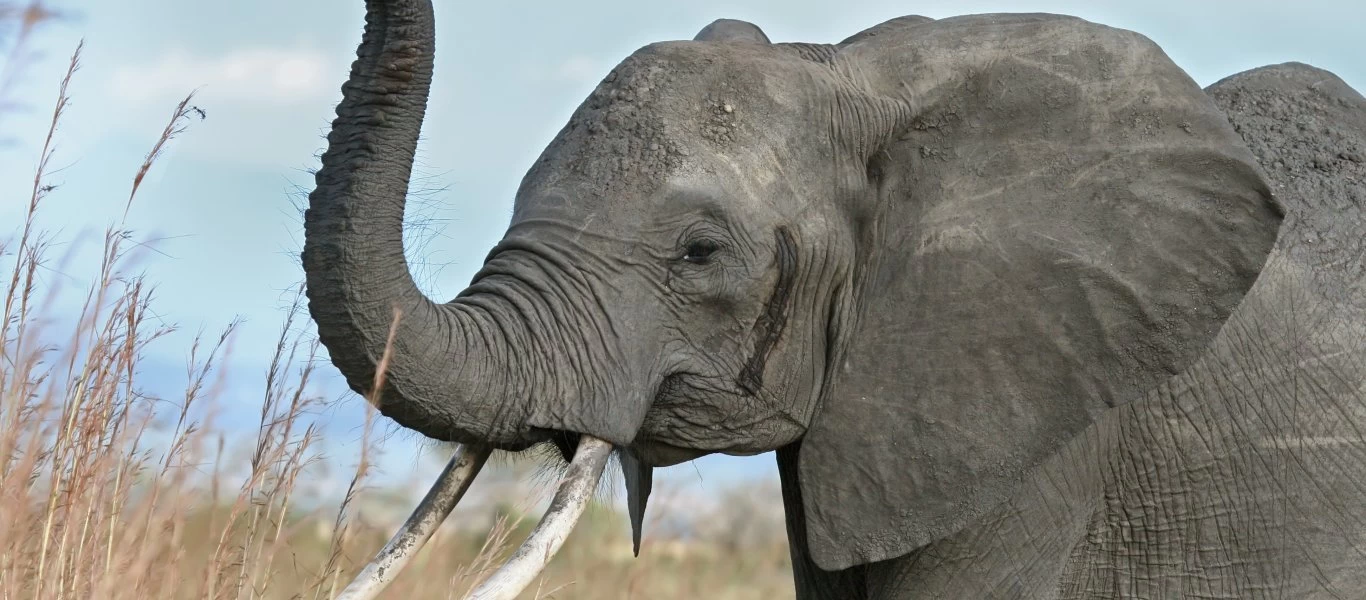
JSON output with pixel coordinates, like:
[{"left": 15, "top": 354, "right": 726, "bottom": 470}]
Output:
[
  {"left": 799, "top": 14, "right": 1284, "bottom": 570},
  {"left": 693, "top": 19, "right": 770, "bottom": 44}
]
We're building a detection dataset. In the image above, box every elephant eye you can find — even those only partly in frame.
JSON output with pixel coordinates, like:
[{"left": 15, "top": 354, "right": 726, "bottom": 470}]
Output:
[{"left": 683, "top": 238, "right": 721, "bottom": 264}]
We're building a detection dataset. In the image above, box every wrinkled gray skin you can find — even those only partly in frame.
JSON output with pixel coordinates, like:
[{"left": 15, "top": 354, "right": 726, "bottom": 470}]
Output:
[{"left": 302, "top": 2, "right": 1365, "bottom": 598}]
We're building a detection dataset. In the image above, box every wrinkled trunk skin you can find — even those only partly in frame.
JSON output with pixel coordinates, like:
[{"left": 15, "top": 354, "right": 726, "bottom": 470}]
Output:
[
  {"left": 302, "top": 0, "right": 543, "bottom": 447},
  {"left": 780, "top": 64, "right": 1366, "bottom": 600}
]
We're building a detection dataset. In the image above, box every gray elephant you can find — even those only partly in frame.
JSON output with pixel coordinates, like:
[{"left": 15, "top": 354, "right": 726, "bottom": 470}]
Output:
[{"left": 301, "top": 2, "right": 1366, "bottom": 598}]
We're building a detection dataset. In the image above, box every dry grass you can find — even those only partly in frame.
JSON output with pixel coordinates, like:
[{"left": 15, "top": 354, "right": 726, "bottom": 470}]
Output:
[{"left": 0, "top": 7, "right": 793, "bottom": 600}]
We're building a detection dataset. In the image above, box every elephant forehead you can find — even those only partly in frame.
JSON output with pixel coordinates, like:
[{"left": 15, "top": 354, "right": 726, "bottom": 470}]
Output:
[
  {"left": 512, "top": 172, "right": 751, "bottom": 240},
  {"left": 518, "top": 43, "right": 808, "bottom": 200}
]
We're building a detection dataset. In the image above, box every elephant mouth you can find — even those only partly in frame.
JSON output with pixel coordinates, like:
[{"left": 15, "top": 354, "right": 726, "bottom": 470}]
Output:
[
  {"left": 526, "top": 373, "right": 710, "bottom": 466},
  {"left": 629, "top": 438, "right": 709, "bottom": 466},
  {"left": 543, "top": 431, "right": 705, "bottom": 467},
  {"left": 643, "top": 371, "right": 777, "bottom": 447}
]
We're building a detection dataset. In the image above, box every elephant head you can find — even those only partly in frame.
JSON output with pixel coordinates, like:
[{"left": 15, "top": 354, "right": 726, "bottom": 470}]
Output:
[{"left": 303, "top": 3, "right": 1282, "bottom": 595}]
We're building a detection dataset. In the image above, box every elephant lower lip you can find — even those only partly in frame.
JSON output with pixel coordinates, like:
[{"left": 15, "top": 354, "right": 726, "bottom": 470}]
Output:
[{"left": 628, "top": 440, "right": 708, "bottom": 467}]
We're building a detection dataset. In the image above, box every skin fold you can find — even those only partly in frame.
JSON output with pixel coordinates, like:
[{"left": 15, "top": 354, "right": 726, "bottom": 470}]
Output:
[{"left": 302, "top": 3, "right": 1365, "bottom": 598}]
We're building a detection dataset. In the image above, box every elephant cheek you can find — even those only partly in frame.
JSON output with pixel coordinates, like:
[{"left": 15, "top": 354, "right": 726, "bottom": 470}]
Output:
[{"left": 738, "top": 227, "right": 798, "bottom": 394}]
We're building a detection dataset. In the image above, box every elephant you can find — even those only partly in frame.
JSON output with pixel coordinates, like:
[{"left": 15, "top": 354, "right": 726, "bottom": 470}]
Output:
[{"left": 300, "top": 2, "right": 1366, "bottom": 598}]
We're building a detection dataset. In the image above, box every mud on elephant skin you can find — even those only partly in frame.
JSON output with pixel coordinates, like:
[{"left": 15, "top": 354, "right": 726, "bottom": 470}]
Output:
[{"left": 300, "top": 3, "right": 1365, "bottom": 598}]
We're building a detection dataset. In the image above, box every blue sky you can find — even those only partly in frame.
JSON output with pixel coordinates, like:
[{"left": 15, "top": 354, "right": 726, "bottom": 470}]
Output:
[{"left": 2, "top": 1, "right": 1362, "bottom": 504}]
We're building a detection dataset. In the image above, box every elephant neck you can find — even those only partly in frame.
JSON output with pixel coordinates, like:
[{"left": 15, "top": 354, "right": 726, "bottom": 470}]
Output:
[{"left": 776, "top": 442, "right": 869, "bottom": 600}]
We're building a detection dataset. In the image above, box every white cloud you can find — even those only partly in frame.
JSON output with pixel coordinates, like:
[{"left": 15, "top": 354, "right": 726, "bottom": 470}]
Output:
[
  {"left": 108, "top": 47, "right": 335, "bottom": 105},
  {"left": 73, "top": 46, "right": 348, "bottom": 171}
]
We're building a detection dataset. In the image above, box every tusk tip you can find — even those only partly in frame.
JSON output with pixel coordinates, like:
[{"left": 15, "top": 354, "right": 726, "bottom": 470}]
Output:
[{"left": 466, "top": 435, "right": 614, "bottom": 600}]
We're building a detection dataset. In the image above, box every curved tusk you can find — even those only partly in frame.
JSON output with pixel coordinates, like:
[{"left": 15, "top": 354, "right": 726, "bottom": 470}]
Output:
[
  {"left": 336, "top": 442, "right": 493, "bottom": 600},
  {"left": 465, "top": 435, "right": 613, "bottom": 600}
]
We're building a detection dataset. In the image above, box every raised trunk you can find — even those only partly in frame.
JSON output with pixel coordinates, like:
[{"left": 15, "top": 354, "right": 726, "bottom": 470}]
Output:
[{"left": 301, "top": 0, "right": 535, "bottom": 446}]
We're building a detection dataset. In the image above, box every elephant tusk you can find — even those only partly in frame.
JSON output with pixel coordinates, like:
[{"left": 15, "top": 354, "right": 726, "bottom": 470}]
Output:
[
  {"left": 336, "top": 442, "right": 493, "bottom": 600},
  {"left": 618, "top": 447, "right": 653, "bottom": 557},
  {"left": 465, "top": 435, "right": 613, "bottom": 600}
]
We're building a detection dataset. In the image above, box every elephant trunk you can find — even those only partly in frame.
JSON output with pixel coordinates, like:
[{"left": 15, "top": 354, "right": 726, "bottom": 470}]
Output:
[
  {"left": 301, "top": 0, "right": 539, "bottom": 446},
  {"left": 306, "top": 1, "right": 636, "bottom": 597}
]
